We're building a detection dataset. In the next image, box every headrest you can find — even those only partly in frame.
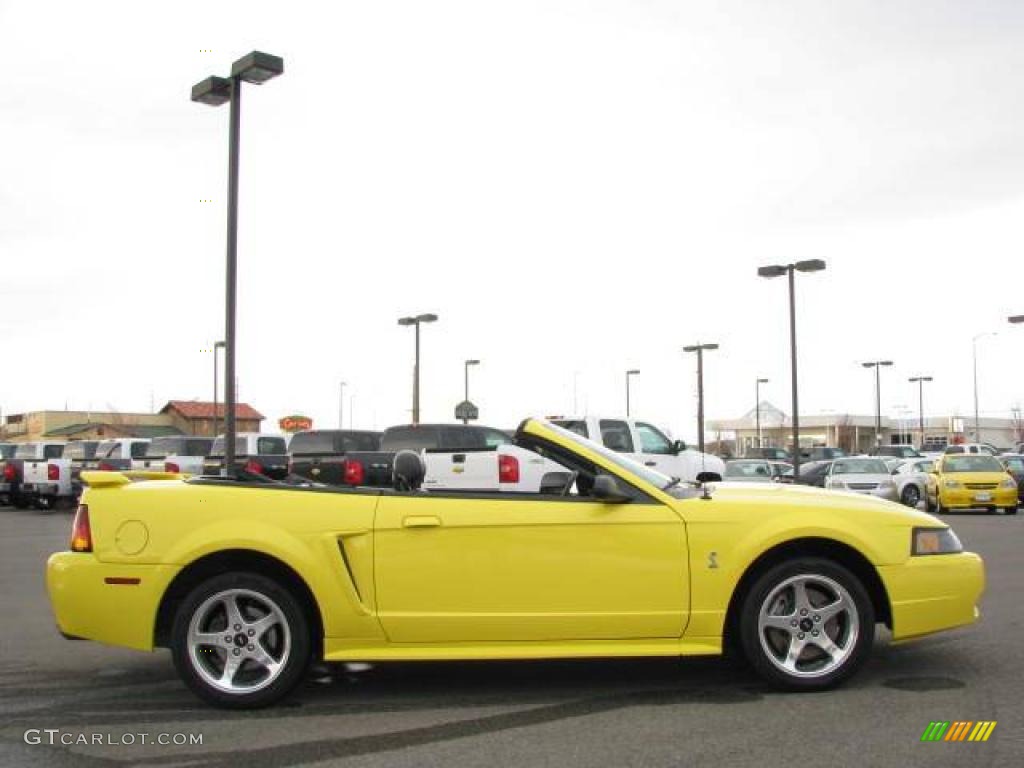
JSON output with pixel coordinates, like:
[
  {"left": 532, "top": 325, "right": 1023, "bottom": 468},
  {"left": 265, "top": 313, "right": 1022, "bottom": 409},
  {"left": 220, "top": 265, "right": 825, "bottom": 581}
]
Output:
[{"left": 393, "top": 450, "right": 426, "bottom": 491}]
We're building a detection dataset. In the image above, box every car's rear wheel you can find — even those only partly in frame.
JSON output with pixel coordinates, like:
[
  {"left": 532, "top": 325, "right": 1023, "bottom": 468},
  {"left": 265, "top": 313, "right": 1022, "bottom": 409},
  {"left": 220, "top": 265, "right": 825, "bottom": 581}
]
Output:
[
  {"left": 738, "top": 558, "right": 874, "bottom": 691},
  {"left": 901, "top": 485, "right": 921, "bottom": 508},
  {"left": 171, "top": 572, "right": 312, "bottom": 709}
]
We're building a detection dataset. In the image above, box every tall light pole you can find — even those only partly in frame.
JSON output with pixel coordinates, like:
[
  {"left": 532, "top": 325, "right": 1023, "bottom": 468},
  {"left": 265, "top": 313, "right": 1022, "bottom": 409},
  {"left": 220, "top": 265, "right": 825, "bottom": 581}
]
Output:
[
  {"left": 683, "top": 344, "right": 718, "bottom": 454},
  {"left": 972, "top": 332, "right": 998, "bottom": 443},
  {"left": 755, "top": 377, "right": 769, "bottom": 451},
  {"left": 192, "top": 51, "right": 284, "bottom": 475},
  {"left": 625, "top": 369, "right": 640, "bottom": 417},
  {"left": 757, "top": 259, "right": 826, "bottom": 474},
  {"left": 398, "top": 313, "right": 439, "bottom": 424},
  {"left": 212, "top": 340, "right": 225, "bottom": 438},
  {"left": 908, "top": 376, "right": 933, "bottom": 449},
  {"left": 338, "top": 381, "right": 347, "bottom": 428},
  {"left": 463, "top": 359, "right": 480, "bottom": 423},
  {"left": 862, "top": 361, "right": 894, "bottom": 448}
]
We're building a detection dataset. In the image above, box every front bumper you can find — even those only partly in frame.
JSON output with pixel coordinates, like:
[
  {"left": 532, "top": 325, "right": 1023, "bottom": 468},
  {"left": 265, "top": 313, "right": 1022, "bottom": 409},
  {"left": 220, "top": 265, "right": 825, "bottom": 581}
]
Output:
[
  {"left": 879, "top": 552, "right": 985, "bottom": 641},
  {"left": 47, "top": 552, "right": 180, "bottom": 651},
  {"left": 939, "top": 487, "right": 1017, "bottom": 510}
]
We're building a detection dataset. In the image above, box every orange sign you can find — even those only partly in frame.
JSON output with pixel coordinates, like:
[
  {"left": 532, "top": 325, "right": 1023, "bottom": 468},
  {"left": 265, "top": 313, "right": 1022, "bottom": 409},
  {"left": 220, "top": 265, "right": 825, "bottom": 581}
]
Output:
[{"left": 279, "top": 415, "right": 312, "bottom": 433}]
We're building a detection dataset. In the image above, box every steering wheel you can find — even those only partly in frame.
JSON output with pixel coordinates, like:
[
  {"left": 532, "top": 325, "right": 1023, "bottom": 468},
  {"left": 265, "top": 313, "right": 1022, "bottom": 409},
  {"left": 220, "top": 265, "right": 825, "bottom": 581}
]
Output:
[{"left": 561, "top": 471, "right": 579, "bottom": 497}]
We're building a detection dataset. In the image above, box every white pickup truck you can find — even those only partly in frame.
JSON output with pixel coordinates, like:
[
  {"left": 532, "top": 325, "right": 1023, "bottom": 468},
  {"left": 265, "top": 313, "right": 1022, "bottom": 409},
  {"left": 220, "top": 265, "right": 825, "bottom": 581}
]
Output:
[
  {"left": 19, "top": 441, "right": 74, "bottom": 509},
  {"left": 550, "top": 416, "right": 725, "bottom": 482},
  {"left": 379, "top": 424, "right": 574, "bottom": 493},
  {"left": 136, "top": 436, "right": 214, "bottom": 475}
]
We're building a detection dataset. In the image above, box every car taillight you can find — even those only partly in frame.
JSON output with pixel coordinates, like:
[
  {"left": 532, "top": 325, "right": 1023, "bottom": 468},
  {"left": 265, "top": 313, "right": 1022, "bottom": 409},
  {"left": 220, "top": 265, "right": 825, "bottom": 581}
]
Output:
[
  {"left": 99, "top": 461, "right": 115, "bottom": 471},
  {"left": 48, "top": 464, "right": 60, "bottom": 481},
  {"left": 498, "top": 454, "right": 520, "bottom": 484},
  {"left": 343, "top": 459, "right": 365, "bottom": 486},
  {"left": 2, "top": 464, "right": 15, "bottom": 481},
  {"left": 165, "top": 461, "right": 180, "bottom": 473},
  {"left": 70, "top": 504, "right": 92, "bottom": 552},
  {"left": 245, "top": 459, "right": 264, "bottom": 475}
]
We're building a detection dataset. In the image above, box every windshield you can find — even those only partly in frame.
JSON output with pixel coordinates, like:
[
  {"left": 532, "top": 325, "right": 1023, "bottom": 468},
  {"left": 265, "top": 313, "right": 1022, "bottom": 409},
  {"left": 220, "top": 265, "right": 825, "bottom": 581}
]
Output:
[
  {"left": 831, "top": 458, "right": 888, "bottom": 475},
  {"left": 539, "top": 420, "right": 673, "bottom": 489},
  {"left": 944, "top": 456, "right": 1004, "bottom": 473},
  {"left": 725, "top": 461, "right": 771, "bottom": 478}
]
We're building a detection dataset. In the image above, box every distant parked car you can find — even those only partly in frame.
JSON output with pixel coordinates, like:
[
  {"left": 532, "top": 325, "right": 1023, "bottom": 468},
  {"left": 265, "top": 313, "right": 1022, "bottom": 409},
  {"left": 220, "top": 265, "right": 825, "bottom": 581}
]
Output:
[
  {"left": 0, "top": 443, "right": 18, "bottom": 505},
  {"left": 944, "top": 443, "right": 998, "bottom": 456},
  {"left": 874, "top": 445, "right": 923, "bottom": 459},
  {"left": 16, "top": 442, "right": 73, "bottom": 510},
  {"left": 890, "top": 458, "right": 936, "bottom": 508},
  {"left": 724, "top": 459, "right": 790, "bottom": 483},
  {"left": 749, "top": 447, "right": 790, "bottom": 461},
  {"left": 806, "top": 446, "right": 847, "bottom": 461},
  {"left": 928, "top": 454, "right": 1017, "bottom": 515},
  {"left": 62, "top": 441, "right": 99, "bottom": 502},
  {"left": 137, "top": 436, "right": 213, "bottom": 475},
  {"left": 204, "top": 433, "right": 289, "bottom": 480},
  {"left": 87, "top": 438, "right": 151, "bottom": 471},
  {"left": 824, "top": 457, "right": 898, "bottom": 501},
  {"left": 288, "top": 429, "right": 391, "bottom": 487},
  {"left": 4, "top": 442, "right": 65, "bottom": 508},
  {"left": 998, "top": 454, "right": 1024, "bottom": 508}
]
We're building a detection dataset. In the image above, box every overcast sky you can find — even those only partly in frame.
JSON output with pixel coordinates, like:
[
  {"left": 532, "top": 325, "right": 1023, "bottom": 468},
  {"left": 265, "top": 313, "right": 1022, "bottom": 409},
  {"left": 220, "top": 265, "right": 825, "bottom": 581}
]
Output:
[{"left": 2, "top": 0, "right": 1022, "bottom": 440}]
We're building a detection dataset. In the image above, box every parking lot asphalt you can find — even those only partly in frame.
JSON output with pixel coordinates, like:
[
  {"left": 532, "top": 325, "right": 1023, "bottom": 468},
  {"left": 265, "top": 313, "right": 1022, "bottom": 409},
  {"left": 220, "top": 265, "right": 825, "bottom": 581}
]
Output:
[{"left": 0, "top": 504, "right": 1020, "bottom": 768}]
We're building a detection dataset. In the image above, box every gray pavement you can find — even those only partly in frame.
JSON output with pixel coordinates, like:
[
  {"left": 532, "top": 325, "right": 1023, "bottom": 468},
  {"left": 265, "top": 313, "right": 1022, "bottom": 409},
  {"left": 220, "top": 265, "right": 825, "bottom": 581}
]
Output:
[{"left": 0, "top": 505, "right": 1020, "bottom": 768}]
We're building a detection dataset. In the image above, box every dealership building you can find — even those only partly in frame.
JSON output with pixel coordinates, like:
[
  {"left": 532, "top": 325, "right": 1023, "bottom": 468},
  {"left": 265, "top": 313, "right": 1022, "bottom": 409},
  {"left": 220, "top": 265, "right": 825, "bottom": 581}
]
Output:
[
  {"left": 0, "top": 401, "right": 265, "bottom": 443},
  {"left": 708, "top": 401, "right": 1021, "bottom": 456}
]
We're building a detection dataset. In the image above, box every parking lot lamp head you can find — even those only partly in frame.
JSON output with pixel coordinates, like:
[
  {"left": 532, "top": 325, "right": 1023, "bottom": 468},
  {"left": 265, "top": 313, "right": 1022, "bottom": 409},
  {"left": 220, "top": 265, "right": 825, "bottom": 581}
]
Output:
[
  {"left": 230, "top": 51, "right": 284, "bottom": 84},
  {"left": 190, "top": 76, "right": 232, "bottom": 106},
  {"left": 399, "top": 313, "right": 440, "bottom": 424},
  {"left": 757, "top": 265, "right": 788, "bottom": 279},
  {"left": 794, "top": 259, "right": 826, "bottom": 273}
]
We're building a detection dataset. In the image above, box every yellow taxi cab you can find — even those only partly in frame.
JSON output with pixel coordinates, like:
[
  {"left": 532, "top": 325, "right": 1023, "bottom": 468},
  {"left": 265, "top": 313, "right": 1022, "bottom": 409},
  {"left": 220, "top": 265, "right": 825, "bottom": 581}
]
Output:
[{"left": 928, "top": 453, "right": 1018, "bottom": 515}]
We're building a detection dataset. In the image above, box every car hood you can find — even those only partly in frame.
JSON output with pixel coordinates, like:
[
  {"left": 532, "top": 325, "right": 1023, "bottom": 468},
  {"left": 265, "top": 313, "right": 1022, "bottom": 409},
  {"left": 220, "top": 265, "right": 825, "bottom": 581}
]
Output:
[{"left": 706, "top": 480, "right": 939, "bottom": 526}]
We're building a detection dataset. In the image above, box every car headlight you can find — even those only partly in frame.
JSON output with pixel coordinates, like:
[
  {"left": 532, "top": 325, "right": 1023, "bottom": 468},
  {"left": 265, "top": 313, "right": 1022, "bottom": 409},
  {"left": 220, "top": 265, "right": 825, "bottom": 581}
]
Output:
[
  {"left": 912, "top": 527, "right": 964, "bottom": 556},
  {"left": 1000, "top": 477, "right": 1017, "bottom": 489},
  {"left": 943, "top": 479, "right": 961, "bottom": 489}
]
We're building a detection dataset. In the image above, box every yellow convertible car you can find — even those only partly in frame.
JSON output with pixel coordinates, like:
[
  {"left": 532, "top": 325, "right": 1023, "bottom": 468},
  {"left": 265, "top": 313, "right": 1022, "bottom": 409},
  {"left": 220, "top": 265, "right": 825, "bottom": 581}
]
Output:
[{"left": 47, "top": 419, "right": 984, "bottom": 708}]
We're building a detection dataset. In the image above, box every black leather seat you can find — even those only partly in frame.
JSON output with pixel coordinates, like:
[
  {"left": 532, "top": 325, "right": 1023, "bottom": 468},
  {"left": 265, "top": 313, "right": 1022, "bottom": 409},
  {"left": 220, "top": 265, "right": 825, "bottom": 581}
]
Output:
[{"left": 393, "top": 450, "right": 427, "bottom": 491}]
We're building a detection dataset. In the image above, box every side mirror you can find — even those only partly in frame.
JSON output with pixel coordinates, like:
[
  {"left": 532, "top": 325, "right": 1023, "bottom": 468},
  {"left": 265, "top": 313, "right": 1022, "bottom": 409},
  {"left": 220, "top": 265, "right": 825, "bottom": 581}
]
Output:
[
  {"left": 591, "top": 475, "right": 632, "bottom": 503},
  {"left": 672, "top": 440, "right": 687, "bottom": 454}
]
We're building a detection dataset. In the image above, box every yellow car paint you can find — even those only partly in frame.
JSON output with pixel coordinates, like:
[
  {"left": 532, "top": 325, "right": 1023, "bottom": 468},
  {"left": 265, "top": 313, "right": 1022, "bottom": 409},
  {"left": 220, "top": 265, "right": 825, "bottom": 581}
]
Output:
[{"left": 928, "top": 455, "right": 1018, "bottom": 511}]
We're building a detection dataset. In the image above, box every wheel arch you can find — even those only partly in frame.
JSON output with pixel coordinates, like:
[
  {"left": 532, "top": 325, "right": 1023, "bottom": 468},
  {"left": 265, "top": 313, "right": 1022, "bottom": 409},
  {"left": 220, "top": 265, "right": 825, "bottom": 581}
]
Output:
[
  {"left": 154, "top": 549, "right": 324, "bottom": 659},
  {"left": 722, "top": 537, "right": 892, "bottom": 652}
]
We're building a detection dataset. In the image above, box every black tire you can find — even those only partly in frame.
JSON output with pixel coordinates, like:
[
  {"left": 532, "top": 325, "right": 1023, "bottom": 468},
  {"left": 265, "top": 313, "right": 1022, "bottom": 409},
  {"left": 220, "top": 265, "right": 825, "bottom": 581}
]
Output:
[
  {"left": 11, "top": 495, "right": 29, "bottom": 510},
  {"left": 738, "top": 558, "right": 874, "bottom": 691},
  {"left": 1008, "top": 507, "right": 1019, "bottom": 516},
  {"left": 900, "top": 485, "right": 921, "bottom": 508},
  {"left": 170, "top": 571, "right": 312, "bottom": 709}
]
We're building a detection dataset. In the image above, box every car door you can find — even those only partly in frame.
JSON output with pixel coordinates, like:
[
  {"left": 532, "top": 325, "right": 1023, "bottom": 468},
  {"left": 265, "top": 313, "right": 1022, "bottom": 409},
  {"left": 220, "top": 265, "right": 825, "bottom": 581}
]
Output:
[
  {"left": 373, "top": 488, "right": 688, "bottom": 643},
  {"left": 633, "top": 421, "right": 677, "bottom": 475}
]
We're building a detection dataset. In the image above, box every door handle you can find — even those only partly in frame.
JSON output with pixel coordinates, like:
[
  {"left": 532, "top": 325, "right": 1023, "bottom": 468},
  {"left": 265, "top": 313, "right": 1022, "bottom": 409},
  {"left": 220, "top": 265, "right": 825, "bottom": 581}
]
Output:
[
  {"left": 645, "top": 461, "right": 657, "bottom": 467},
  {"left": 403, "top": 515, "right": 442, "bottom": 529}
]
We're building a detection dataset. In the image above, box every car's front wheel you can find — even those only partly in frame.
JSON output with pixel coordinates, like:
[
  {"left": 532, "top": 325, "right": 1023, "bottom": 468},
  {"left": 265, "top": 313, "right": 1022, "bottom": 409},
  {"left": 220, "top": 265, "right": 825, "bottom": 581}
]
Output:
[
  {"left": 738, "top": 558, "right": 874, "bottom": 691},
  {"left": 170, "top": 572, "right": 312, "bottom": 708}
]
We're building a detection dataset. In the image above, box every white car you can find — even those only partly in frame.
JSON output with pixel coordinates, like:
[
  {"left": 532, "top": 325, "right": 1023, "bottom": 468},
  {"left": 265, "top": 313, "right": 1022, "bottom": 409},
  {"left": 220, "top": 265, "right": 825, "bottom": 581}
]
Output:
[
  {"left": 890, "top": 457, "right": 937, "bottom": 508},
  {"left": 944, "top": 443, "right": 998, "bottom": 456},
  {"left": 550, "top": 416, "right": 725, "bottom": 482},
  {"left": 823, "top": 457, "right": 898, "bottom": 502},
  {"left": 88, "top": 438, "right": 151, "bottom": 471},
  {"left": 17, "top": 441, "right": 72, "bottom": 509}
]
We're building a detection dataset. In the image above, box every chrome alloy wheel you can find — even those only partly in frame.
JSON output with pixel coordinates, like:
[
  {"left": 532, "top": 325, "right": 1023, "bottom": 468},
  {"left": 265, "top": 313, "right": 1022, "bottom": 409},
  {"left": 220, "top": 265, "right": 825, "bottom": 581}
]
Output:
[
  {"left": 757, "top": 574, "right": 859, "bottom": 679},
  {"left": 187, "top": 588, "right": 292, "bottom": 694}
]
